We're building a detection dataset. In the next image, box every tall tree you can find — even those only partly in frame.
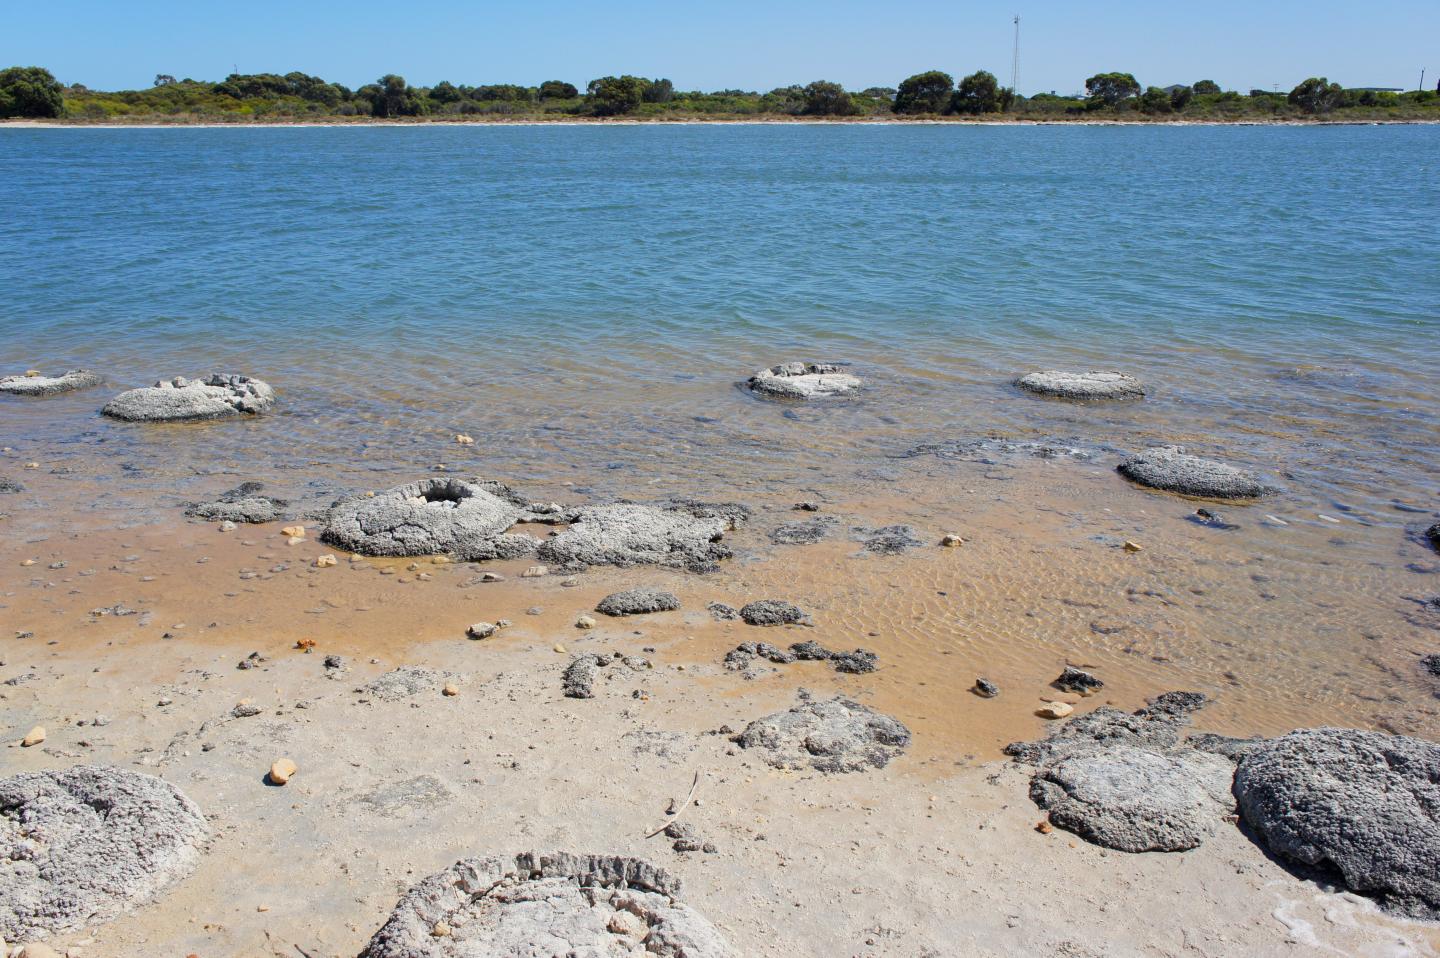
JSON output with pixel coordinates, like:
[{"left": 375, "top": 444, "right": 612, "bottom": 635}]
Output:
[
  {"left": 951, "top": 70, "right": 1005, "bottom": 114},
  {"left": 1289, "top": 77, "right": 1343, "bottom": 114},
  {"left": 894, "top": 70, "right": 953, "bottom": 114},
  {"left": 1192, "top": 79, "right": 1221, "bottom": 95},
  {"left": 588, "top": 75, "right": 647, "bottom": 116},
  {"left": 801, "top": 80, "right": 857, "bottom": 116},
  {"left": 0, "top": 66, "right": 65, "bottom": 118},
  {"left": 538, "top": 80, "right": 578, "bottom": 99},
  {"left": 1085, "top": 72, "right": 1141, "bottom": 106}
]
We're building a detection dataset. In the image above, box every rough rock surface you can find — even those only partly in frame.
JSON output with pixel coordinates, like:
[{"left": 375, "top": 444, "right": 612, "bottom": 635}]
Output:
[
  {"left": 537, "top": 503, "right": 734, "bottom": 573},
  {"left": 0, "top": 476, "right": 23, "bottom": 494},
  {"left": 859, "top": 525, "right": 923, "bottom": 555},
  {"left": 1117, "top": 446, "right": 1274, "bottom": 499},
  {"left": 0, "top": 369, "right": 103, "bottom": 397},
  {"left": 1234, "top": 727, "right": 1440, "bottom": 919},
  {"left": 362, "top": 667, "right": 460, "bottom": 702},
  {"left": 101, "top": 374, "right": 274, "bottom": 422},
  {"left": 1427, "top": 522, "right": 1440, "bottom": 553},
  {"left": 770, "top": 517, "right": 837, "bottom": 545},
  {"left": 1004, "top": 691, "right": 1209, "bottom": 766},
  {"left": 739, "top": 600, "right": 806, "bottom": 626},
  {"left": 747, "top": 362, "right": 861, "bottom": 400},
  {"left": 0, "top": 765, "right": 208, "bottom": 941},
  {"left": 734, "top": 697, "right": 910, "bottom": 773},
  {"left": 595, "top": 588, "right": 681, "bottom": 617},
  {"left": 1054, "top": 666, "right": 1104, "bottom": 694},
  {"left": 186, "top": 481, "right": 288, "bottom": 524},
  {"left": 322, "top": 478, "right": 538, "bottom": 560},
  {"left": 357, "top": 853, "right": 735, "bottom": 958},
  {"left": 1015, "top": 370, "right": 1145, "bottom": 401},
  {"left": 563, "top": 654, "right": 603, "bottom": 699}
]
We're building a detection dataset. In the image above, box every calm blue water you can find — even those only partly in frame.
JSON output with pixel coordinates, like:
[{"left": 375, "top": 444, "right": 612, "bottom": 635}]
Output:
[{"left": 2, "top": 124, "right": 1438, "bottom": 513}]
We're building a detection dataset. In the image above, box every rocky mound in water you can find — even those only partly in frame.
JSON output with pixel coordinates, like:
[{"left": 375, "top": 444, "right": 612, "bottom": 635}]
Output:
[
  {"left": 322, "top": 478, "right": 541, "bottom": 561},
  {"left": 357, "top": 852, "right": 736, "bottom": 958},
  {"left": 595, "top": 588, "right": 681, "bottom": 616},
  {"left": 537, "top": 503, "right": 740, "bottom": 573},
  {"left": 101, "top": 374, "right": 275, "bottom": 422},
  {"left": 186, "top": 481, "right": 288, "bottom": 524},
  {"left": 0, "top": 476, "right": 22, "bottom": 494},
  {"left": 748, "top": 362, "right": 861, "bottom": 400},
  {"left": 1117, "top": 446, "right": 1274, "bottom": 499},
  {"left": 739, "top": 600, "right": 807, "bottom": 626},
  {"left": 1015, "top": 370, "right": 1145, "bottom": 400},
  {"left": 1234, "top": 727, "right": 1440, "bottom": 919},
  {"left": 0, "top": 368, "right": 103, "bottom": 397},
  {"left": 0, "top": 765, "right": 208, "bottom": 941},
  {"left": 734, "top": 697, "right": 910, "bottom": 772}
]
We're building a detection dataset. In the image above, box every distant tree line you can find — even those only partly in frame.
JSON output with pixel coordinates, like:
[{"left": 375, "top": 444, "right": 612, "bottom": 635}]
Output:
[{"left": 3, "top": 64, "right": 1437, "bottom": 121}]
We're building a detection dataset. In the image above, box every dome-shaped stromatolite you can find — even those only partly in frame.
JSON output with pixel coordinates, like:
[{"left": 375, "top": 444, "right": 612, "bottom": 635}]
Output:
[
  {"left": 748, "top": 362, "right": 861, "bottom": 400},
  {"left": 357, "top": 853, "right": 736, "bottom": 958},
  {"left": 0, "top": 765, "right": 208, "bottom": 941},
  {"left": 1015, "top": 370, "right": 1145, "bottom": 400},
  {"left": 321, "top": 478, "right": 540, "bottom": 561},
  {"left": 595, "top": 588, "right": 681, "bottom": 617},
  {"left": 0, "top": 369, "right": 104, "bottom": 397},
  {"left": 537, "top": 503, "right": 737, "bottom": 573},
  {"left": 101, "top": 374, "right": 274, "bottom": 422},
  {"left": 1234, "top": 727, "right": 1440, "bottom": 920},
  {"left": 734, "top": 697, "right": 910, "bottom": 773},
  {"left": 1117, "top": 446, "right": 1274, "bottom": 499}
]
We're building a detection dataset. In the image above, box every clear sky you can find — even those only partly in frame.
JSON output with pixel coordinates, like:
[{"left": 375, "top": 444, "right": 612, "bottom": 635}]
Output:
[{"left": 4, "top": 0, "right": 1436, "bottom": 96}]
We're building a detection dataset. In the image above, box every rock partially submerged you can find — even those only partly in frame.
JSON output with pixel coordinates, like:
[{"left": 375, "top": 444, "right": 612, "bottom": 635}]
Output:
[
  {"left": 186, "top": 481, "right": 288, "bottom": 524},
  {"left": 538, "top": 503, "right": 738, "bottom": 573},
  {"left": 859, "top": 525, "right": 923, "bottom": 555},
  {"left": 1427, "top": 522, "right": 1440, "bottom": 553},
  {"left": 725, "top": 641, "right": 877, "bottom": 675},
  {"left": 1005, "top": 691, "right": 1209, "bottom": 766},
  {"left": 1117, "top": 446, "right": 1274, "bottom": 499},
  {"left": 357, "top": 853, "right": 735, "bottom": 958},
  {"left": 769, "top": 517, "right": 837, "bottom": 545},
  {"left": 101, "top": 374, "right": 274, "bottom": 422},
  {"left": 748, "top": 362, "right": 861, "bottom": 400},
  {"left": 1015, "top": 370, "right": 1145, "bottom": 401},
  {"left": 322, "top": 478, "right": 540, "bottom": 560},
  {"left": 734, "top": 697, "right": 910, "bottom": 773},
  {"left": 1234, "top": 727, "right": 1440, "bottom": 919},
  {"left": 739, "top": 600, "right": 806, "bottom": 626},
  {"left": 0, "top": 765, "right": 208, "bottom": 941},
  {"left": 0, "top": 476, "right": 23, "bottom": 494},
  {"left": 595, "top": 588, "right": 681, "bottom": 617},
  {"left": 0, "top": 369, "right": 103, "bottom": 397}
]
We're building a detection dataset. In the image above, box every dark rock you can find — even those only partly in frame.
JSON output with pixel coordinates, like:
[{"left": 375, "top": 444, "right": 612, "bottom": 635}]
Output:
[
  {"left": 739, "top": 600, "right": 806, "bottom": 626},
  {"left": 101, "top": 373, "right": 274, "bottom": 422},
  {"left": 0, "top": 476, "right": 23, "bottom": 494},
  {"left": 323, "top": 654, "right": 345, "bottom": 671},
  {"left": 723, "top": 642, "right": 795, "bottom": 671},
  {"left": 1428, "top": 523, "right": 1440, "bottom": 553},
  {"left": 595, "top": 588, "right": 681, "bottom": 617},
  {"left": 830, "top": 649, "right": 878, "bottom": 674},
  {"left": 187, "top": 481, "right": 288, "bottom": 524},
  {"left": 706, "top": 602, "right": 739, "bottom": 621},
  {"left": 562, "top": 654, "right": 603, "bottom": 699},
  {"left": 322, "top": 477, "right": 539, "bottom": 560},
  {"left": 788, "top": 641, "right": 832, "bottom": 661},
  {"left": 972, "top": 678, "right": 999, "bottom": 698},
  {"left": 1117, "top": 446, "right": 1274, "bottom": 499},
  {"left": 1188, "top": 508, "right": 1240, "bottom": 530},
  {"left": 734, "top": 697, "right": 911, "bottom": 773},
  {"left": 1235, "top": 727, "right": 1440, "bottom": 919},
  {"left": 664, "top": 821, "right": 715, "bottom": 853},
  {"left": 1054, "top": 666, "right": 1104, "bottom": 694},
  {"left": 770, "top": 517, "right": 836, "bottom": 545},
  {"left": 860, "top": 525, "right": 923, "bottom": 555},
  {"left": 1014, "top": 370, "right": 1145, "bottom": 401},
  {"left": 1421, "top": 654, "right": 1440, "bottom": 678},
  {"left": 0, "top": 368, "right": 103, "bottom": 396},
  {"left": 793, "top": 501, "right": 821, "bottom": 512}
]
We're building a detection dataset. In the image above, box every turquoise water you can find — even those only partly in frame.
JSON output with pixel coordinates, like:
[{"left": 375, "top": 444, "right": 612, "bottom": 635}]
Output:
[{"left": 1, "top": 125, "right": 1438, "bottom": 513}]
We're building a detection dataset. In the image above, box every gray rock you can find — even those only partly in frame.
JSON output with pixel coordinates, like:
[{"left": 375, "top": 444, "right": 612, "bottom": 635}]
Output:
[
  {"left": 537, "top": 503, "right": 734, "bottom": 574},
  {"left": 101, "top": 374, "right": 274, "bottom": 422},
  {"left": 1054, "top": 666, "right": 1104, "bottom": 693},
  {"left": 664, "top": 821, "right": 715, "bottom": 854},
  {"left": 788, "top": 640, "right": 831, "bottom": 661},
  {"left": 1234, "top": 727, "right": 1440, "bottom": 919},
  {"left": 1186, "top": 732, "right": 1265, "bottom": 762},
  {"left": 186, "top": 481, "right": 288, "bottom": 524},
  {"left": 1117, "top": 446, "right": 1274, "bottom": 499},
  {"left": 664, "top": 498, "right": 752, "bottom": 526},
  {"left": 1421, "top": 654, "right": 1440, "bottom": 678},
  {"left": 860, "top": 525, "right": 923, "bottom": 555},
  {"left": 898, "top": 437, "right": 1099, "bottom": 463},
  {"left": 739, "top": 600, "right": 806, "bottom": 626},
  {"left": 358, "top": 775, "right": 455, "bottom": 812},
  {"left": 0, "top": 476, "right": 23, "bottom": 494},
  {"left": 0, "top": 765, "right": 208, "bottom": 940},
  {"left": 0, "top": 369, "right": 103, "bottom": 397},
  {"left": 748, "top": 362, "right": 861, "bottom": 400},
  {"left": 1015, "top": 370, "right": 1145, "bottom": 401},
  {"left": 1427, "top": 522, "right": 1440, "bottom": 553},
  {"left": 357, "top": 853, "right": 735, "bottom": 958},
  {"left": 1031, "top": 745, "right": 1234, "bottom": 852},
  {"left": 563, "top": 654, "right": 603, "bottom": 698},
  {"left": 1005, "top": 691, "right": 1209, "bottom": 766},
  {"left": 973, "top": 678, "right": 999, "bottom": 698},
  {"left": 362, "top": 666, "right": 458, "bottom": 702},
  {"left": 706, "top": 602, "right": 739, "bottom": 621},
  {"left": 770, "top": 517, "right": 837, "bottom": 545},
  {"left": 321, "top": 477, "right": 537, "bottom": 561},
  {"left": 734, "top": 697, "right": 911, "bottom": 773},
  {"left": 595, "top": 588, "right": 681, "bottom": 617},
  {"left": 829, "top": 649, "right": 878, "bottom": 674}
]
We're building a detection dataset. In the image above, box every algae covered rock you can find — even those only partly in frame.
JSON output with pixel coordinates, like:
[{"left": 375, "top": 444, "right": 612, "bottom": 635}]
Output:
[
  {"left": 0, "top": 369, "right": 103, "bottom": 397},
  {"left": 1117, "top": 446, "right": 1274, "bottom": 499},
  {"left": 748, "top": 362, "right": 861, "bottom": 400},
  {"left": 322, "top": 478, "right": 538, "bottom": 561},
  {"left": 101, "top": 374, "right": 274, "bottom": 422}
]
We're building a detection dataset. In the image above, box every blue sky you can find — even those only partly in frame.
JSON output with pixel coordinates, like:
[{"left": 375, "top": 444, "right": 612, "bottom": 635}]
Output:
[{"left": 4, "top": 1, "right": 1436, "bottom": 95}]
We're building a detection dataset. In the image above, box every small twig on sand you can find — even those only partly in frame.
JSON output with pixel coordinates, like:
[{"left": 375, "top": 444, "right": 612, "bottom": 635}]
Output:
[{"left": 645, "top": 769, "right": 701, "bottom": 838}]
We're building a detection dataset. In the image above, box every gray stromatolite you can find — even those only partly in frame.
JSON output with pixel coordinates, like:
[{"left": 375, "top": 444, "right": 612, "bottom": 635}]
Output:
[
  {"left": 595, "top": 588, "right": 681, "bottom": 617},
  {"left": 1015, "top": 370, "right": 1145, "bottom": 400},
  {"left": 1234, "top": 727, "right": 1440, "bottom": 919},
  {"left": 537, "top": 503, "right": 738, "bottom": 573},
  {"left": 747, "top": 362, "right": 861, "bottom": 400},
  {"left": 186, "top": 481, "right": 288, "bottom": 524},
  {"left": 739, "top": 600, "right": 806, "bottom": 626},
  {"left": 0, "top": 476, "right": 22, "bottom": 494},
  {"left": 562, "top": 654, "right": 603, "bottom": 698},
  {"left": 0, "top": 369, "right": 103, "bottom": 397},
  {"left": 357, "top": 853, "right": 736, "bottom": 958},
  {"left": 101, "top": 374, "right": 274, "bottom": 421},
  {"left": 0, "top": 765, "right": 208, "bottom": 941},
  {"left": 362, "top": 666, "right": 461, "bottom": 702},
  {"left": 322, "top": 478, "right": 540, "bottom": 561},
  {"left": 770, "top": 516, "right": 837, "bottom": 545},
  {"left": 734, "top": 697, "right": 911, "bottom": 772},
  {"left": 1117, "top": 446, "right": 1274, "bottom": 499}
]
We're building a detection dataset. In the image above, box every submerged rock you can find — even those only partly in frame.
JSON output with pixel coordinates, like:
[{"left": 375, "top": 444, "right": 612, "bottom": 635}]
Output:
[
  {"left": 101, "top": 374, "right": 274, "bottom": 422},
  {"left": 595, "top": 588, "right": 681, "bottom": 617},
  {"left": 0, "top": 765, "right": 208, "bottom": 941},
  {"left": 770, "top": 517, "right": 837, "bottom": 545},
  {"left": 322, "top": 477, "right": 538, "bottom": 560},
  {"left": 186, "top": 481, "right": 288, "bottom": 524},
  {"left": 1234, "top": 727, "right": 1440, "bottom": 919},
  {"left": 1015, "top": 370, "right": 1145, "bottom": 400},
  {"left": 0, "top": 368, "right": 103, "bottom": 397},
  {"left": 748, "top": 361, "right": 861, "bottom": 400},
  {"left": 538, "top": 503, "right": 735, "bottom": 573},
  {"left": 739, "top": 600, "right": 806, "bottom": 626},
  {"left": 735, "top": 697, "right": 910, "bottom": 773},
  {"left": 1117, "top": 446, "right": 1274, "bottom": 499},
  {"left": 859, "top": 525, "right": 923, "bottom": 555},
  {"left": 358, "top": 853, "right": 735, "bottom": 958}
]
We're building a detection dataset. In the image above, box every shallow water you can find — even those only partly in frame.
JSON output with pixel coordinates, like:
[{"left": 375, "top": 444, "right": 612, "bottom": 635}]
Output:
[{"left": 2, "top": 124, "right": 1439, "bottom": 747}]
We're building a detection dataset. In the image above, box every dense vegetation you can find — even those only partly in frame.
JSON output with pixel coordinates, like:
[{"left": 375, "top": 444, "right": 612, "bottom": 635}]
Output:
[{"left": 2, "top": 65, "right": 1437, "bottom": 122}]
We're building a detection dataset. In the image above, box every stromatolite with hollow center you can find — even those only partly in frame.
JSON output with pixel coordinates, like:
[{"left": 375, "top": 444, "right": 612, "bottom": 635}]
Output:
[{"left": 322, "top": 478, "right": 539, "bottom": 560}]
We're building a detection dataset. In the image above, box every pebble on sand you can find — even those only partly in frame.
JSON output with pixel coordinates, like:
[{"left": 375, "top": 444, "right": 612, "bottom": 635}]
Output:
[
  {"left": 314, "top": 554, "right": 337, "bottom": 568},
  {"left": 1037, "top": 702, "right": 1074, "bottom": 719},
  {"left": 268, "top": 758, "right": 298, "bottom": 785},
  {"left": 282, "top": 525, "right": 306, "bottom": 538},
  {"left": 575, "top": 615, "right": 596, "bottom": 630},
  {"left": 441, "top": 684, "right": 459, "bottom": 697},
  {"left": 941, "top": 534, "right": 964, "bottom": 547},
  {"left": 21, "top": 725, "right": 46, "bottom": 747},
  {"left": 466, "top": 622, "right": 497, "bottom": 640}
]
